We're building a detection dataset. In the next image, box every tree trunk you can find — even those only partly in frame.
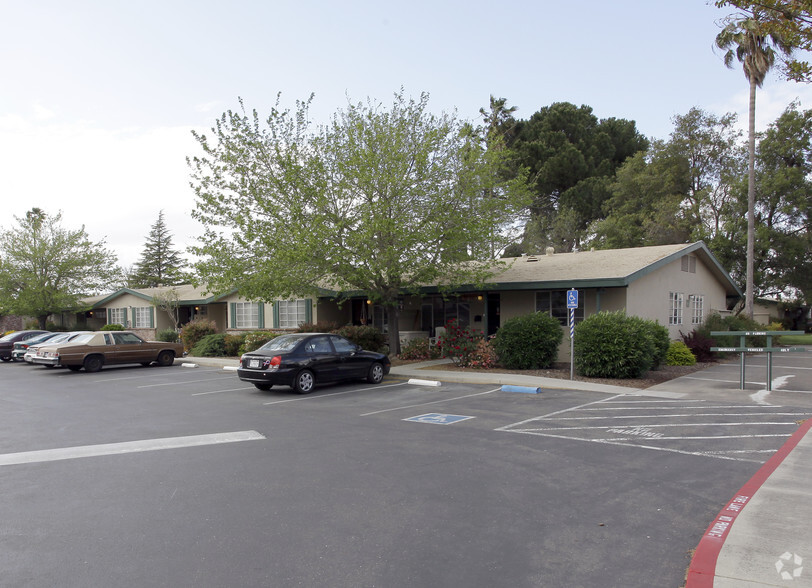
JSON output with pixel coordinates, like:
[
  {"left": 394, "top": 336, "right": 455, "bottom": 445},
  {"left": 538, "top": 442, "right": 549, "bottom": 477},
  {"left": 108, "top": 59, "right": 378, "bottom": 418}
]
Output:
[
  {"left": 745, "top": 77, "right": 757, "bottom": 320},
  {"left": 387, "top": 304, "right": 400, "bottom": 357}
]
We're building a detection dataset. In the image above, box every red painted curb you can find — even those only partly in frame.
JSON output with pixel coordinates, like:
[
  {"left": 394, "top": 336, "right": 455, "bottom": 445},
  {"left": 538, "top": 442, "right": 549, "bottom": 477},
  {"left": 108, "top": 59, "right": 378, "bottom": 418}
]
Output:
[{"left": 685, "top": 417, "right": 812, "bottom": 587}]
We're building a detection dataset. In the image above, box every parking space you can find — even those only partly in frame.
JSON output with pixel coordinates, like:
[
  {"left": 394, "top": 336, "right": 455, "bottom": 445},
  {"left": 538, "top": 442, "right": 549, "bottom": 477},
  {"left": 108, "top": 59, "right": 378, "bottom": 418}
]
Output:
[
  {"left": 497, "top": 396, "right": 811, "bottom": 463},
  {"left": 1, "top": 359, "right": 810, "bottom": 587}
]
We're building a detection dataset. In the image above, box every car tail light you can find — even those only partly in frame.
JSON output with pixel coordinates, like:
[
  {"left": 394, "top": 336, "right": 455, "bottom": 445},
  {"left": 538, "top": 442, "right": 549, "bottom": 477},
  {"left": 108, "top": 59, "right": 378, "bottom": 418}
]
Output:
[{"left": 263, "top": 356, "right": 282, "bottom": 369}]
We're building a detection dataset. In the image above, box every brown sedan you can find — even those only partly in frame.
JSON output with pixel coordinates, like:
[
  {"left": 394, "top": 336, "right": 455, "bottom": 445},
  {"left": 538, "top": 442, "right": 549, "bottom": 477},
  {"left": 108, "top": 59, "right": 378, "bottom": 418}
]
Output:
[{"left": 31, "top": 331, "right": 185, "bottom": 372}]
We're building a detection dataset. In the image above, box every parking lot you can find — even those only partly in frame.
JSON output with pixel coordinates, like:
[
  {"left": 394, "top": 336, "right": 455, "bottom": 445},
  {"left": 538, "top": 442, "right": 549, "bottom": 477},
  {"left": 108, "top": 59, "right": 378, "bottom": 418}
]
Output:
[{"left": 1, "top": 359, "right": 810, "bottom": 587}]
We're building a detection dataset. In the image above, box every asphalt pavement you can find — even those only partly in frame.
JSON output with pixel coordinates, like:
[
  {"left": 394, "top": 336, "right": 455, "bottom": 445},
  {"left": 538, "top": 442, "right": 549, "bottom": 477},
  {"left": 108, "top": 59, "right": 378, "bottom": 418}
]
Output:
[{"left": 183, "top": 349, "right": 812, "bottom": 587}]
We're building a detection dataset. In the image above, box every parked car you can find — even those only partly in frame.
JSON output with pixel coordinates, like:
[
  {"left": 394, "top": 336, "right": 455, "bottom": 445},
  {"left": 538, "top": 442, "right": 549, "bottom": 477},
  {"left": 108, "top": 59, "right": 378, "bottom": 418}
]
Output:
[
  {"left": 10, "top": 332, "right": 59, "bottom": 361},
  {"left": 31, "top": 331, "right": 185, "bottom": 372},
  {"left": 21, "top": 331, "right": 93, "bottom": 363},
  {"left": 0, "top": 330, "right": 50, "bottom": 362},
  {"left": 237, "top": 333, "right": 390, "bottom": 393}
]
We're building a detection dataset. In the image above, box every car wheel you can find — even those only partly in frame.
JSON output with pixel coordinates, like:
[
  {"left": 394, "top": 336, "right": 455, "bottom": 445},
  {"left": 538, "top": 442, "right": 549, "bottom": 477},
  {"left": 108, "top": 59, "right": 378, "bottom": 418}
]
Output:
[
  {"left": 156, "top": 351, "right": 174, "bottom": 367},
  {"left": 83, "top": 355, "right": 104, "bottom": 373},
  {"left": 67, "top": 365, "right": 82, "bottom": 372},
  {"left": 254, "top": 383, "right": 272, "bottom": 391},
  {"left": 367, "top": 362, "right": 385, "bottom": 384},
  {"left": 0, "top": 356, "right": 10, "bottom": 362},
  {"left": 293, "top": 370, "right": 315, "bottom": 394}
]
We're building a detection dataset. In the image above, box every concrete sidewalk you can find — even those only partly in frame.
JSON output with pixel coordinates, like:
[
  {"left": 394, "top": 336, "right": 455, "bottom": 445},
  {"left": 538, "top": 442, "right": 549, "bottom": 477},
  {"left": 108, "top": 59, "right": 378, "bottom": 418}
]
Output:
[{"left": 686, "top": 417, "right": 812, "bottom": 587}]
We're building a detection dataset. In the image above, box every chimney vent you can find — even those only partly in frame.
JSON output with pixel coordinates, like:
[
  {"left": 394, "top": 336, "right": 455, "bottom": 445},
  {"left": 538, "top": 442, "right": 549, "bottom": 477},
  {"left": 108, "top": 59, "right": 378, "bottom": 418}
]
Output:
[{"left": 545, "top": 247, "right": 555, "bottom": 256}]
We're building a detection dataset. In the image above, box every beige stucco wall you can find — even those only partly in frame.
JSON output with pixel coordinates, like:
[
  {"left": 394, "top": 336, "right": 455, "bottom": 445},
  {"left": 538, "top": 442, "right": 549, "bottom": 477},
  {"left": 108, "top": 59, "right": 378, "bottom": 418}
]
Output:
[{"left": 627, "top": 255, "right": 728, "bottom": 340}]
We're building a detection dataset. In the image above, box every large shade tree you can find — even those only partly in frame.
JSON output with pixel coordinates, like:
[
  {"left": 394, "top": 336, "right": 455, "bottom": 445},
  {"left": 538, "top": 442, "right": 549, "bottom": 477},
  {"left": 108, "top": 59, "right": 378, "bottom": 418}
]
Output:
[
  {"left": 753, "top": 102, "right": 812, "bottom": 303},
  {"left": 188, "top": 92, "right": 530, "bottom": 353},
  {"left": 0, "top": 209, "right": 120, "bottom": 328},
  {"left": 507, "top": 102, "right": 648, "bottom": 252},
  {"left": 716, "top": 12, "right": 792, "bottom": 318}
]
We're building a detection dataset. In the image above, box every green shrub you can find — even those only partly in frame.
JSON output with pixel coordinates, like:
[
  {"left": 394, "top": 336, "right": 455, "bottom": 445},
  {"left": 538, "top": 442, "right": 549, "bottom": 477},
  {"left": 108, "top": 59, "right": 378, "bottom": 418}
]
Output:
[
  {"left": 296, "top": 321, "right": 339, "bottom": 333},
  {"left": 224, "top": 334, "right": 246, "bottom": 356},
  {"left": 492, "top": 312, "right": 563, "bottom": 369},
  {"left": 666, "top": 341, "right": 696, "bottom": 366},
  {"left": 399, "top": 337, "right": 442, "bottom": 360},
  {"left": 240, "top": 331, "right": 281, "bottom": 354},
  {"left": 191, "top": 333, "right": 226, "bottom": 357},
  {"left": 157, "top": 328, "right": 179, "bottom": 343},
  {"left": 180, "top": 318, "right": 217, "bottom": 351},
  {"left": 335, "top": 325, "right": 388, "bottom": 353},
  {"left": 631, "top": 316, "right": 670, "bottom": 369},
  {"left": 698, "top": 312, "right": 769, "bottom": 347},
  {"left": 101, "top": 323, "right": 125, "bottom": 331},
  {"left": 574, "top": 310, "right": 662, "bottom": 378}
]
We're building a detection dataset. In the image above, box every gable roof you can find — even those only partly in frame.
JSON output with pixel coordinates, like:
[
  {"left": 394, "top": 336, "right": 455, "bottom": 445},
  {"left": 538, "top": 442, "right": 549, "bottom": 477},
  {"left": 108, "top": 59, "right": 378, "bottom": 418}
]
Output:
[
  {"left": 89, "top": 284, "right": 233, "bottom": 308},
  {"left": 482, "top": 242, "right": 741, "bottom": 295}
]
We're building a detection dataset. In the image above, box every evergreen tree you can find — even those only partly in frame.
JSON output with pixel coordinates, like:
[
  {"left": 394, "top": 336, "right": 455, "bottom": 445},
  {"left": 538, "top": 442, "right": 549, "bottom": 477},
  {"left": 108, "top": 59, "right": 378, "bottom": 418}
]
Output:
[{"left": 130, "top": 211, "right": 186, "bottom": 287}]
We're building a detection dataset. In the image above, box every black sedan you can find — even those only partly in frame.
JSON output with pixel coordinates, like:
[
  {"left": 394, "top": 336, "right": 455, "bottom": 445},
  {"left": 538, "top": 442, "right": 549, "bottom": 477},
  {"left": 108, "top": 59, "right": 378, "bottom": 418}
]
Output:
[
  {"left": 237, "top": 333, "right": 390, "bottom": 393},
  {"left": 0, "top": 330, "right": 50, "bottom": 362}
]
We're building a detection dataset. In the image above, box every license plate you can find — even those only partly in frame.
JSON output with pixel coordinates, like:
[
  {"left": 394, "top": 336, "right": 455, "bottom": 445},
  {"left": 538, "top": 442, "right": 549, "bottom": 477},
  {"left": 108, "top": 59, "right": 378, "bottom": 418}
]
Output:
[{"left": 249, "top": 359, "right": 260, "bottom": 368}]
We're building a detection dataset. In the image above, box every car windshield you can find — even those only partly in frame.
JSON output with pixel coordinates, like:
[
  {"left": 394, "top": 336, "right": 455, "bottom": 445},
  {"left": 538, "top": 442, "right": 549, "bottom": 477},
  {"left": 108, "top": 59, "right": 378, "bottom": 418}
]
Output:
[
  {"left": 70, "top": 334, "right": 96, "bottom": 344},
  {"left": 258, "top": 335, "right": 307, "bottom": 352}
]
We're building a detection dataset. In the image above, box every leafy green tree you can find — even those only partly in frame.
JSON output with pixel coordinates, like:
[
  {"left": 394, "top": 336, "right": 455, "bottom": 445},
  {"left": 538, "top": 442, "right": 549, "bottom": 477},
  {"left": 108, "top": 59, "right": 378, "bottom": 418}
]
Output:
[
  {"left": 590, "top": 108, "right": 744, "bottom": 251},
  {"left": 188, "top": 91, "right": 530, "bottom": 353},
  {"left": 716, "top": 0, "right": 810, "bottom": 81},
  {"left": 0, "top": 209, "right": 120, "bottom": 328},
  {"left": 130, "top": 210, "right": 187, "bottom": 287},
  {"left": 717, "top": 13, "right": 792, "bottom": 318},
  {"left": 753, "top": 102, "right": 812, "bottom": 302},
  {"left": 507, "top": 102, "right": 648, "bottom": 252}
]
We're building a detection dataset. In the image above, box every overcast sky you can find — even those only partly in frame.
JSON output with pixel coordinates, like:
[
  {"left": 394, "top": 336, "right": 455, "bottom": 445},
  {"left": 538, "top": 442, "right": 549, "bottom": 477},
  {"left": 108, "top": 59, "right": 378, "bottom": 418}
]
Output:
[{"left": 2, "top": 0, "right": 811, "bottom": 268}]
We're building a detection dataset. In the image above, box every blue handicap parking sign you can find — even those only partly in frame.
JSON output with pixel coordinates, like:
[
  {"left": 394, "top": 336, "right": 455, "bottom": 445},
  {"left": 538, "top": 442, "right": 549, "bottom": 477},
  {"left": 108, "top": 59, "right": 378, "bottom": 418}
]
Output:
[
  {"left": 567, "top": 289, "right": 578, "bottom": 308},
  {"left": 404, "top": 413, "right": 475, "bottom": 425}
]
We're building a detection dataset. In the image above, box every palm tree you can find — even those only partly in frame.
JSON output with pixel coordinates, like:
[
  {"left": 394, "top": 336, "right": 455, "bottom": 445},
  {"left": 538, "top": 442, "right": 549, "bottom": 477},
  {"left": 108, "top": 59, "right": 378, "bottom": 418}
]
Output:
[{"left": 716, "top": 13, "right": 792, "bottom": 318}]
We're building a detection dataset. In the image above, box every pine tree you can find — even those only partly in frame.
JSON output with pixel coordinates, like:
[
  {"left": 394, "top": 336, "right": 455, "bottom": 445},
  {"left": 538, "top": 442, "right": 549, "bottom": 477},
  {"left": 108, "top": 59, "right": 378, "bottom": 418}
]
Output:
[{"left": 130, "top": 211, "right": 186, "bottom": 287}]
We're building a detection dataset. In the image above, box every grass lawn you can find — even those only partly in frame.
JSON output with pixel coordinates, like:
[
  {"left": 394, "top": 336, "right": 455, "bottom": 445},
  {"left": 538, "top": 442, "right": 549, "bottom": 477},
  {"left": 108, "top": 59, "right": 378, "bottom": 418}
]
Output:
[{"left": 781, "top": 333, "right": 812, "bottom": 345}]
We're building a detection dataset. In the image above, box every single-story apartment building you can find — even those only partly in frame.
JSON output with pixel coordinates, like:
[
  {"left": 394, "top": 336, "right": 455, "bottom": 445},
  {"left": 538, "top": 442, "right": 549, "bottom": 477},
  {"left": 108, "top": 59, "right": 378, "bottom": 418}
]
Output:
[{"left": 55, "top": 242, "right": 742, "bottom": 360}]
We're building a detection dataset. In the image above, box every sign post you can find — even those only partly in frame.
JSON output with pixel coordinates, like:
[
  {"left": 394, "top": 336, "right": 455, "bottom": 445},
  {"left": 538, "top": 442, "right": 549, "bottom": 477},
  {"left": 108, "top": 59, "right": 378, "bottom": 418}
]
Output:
[{"left": 567, "top": 289, "right": 578, "bottom": 380}]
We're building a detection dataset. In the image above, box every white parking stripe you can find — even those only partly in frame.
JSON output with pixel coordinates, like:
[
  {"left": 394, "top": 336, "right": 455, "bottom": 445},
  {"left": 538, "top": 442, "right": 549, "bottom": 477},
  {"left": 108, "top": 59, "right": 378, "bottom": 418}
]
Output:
[
  {"left": 0, "top": 431, "right": 266, "bottom": 466},
  {"left": 360, "top": 388, "right": 500, "bottom": 417},
  {"left": 263, "top": 382, "right": 410, "bottom": 405}
]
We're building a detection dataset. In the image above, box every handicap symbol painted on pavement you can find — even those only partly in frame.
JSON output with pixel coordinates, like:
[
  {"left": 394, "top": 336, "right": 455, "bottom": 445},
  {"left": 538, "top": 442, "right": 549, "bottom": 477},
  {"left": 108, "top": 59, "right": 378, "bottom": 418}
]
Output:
[{"left": 404, "top": 413, "right": 475, "bottom": 425}]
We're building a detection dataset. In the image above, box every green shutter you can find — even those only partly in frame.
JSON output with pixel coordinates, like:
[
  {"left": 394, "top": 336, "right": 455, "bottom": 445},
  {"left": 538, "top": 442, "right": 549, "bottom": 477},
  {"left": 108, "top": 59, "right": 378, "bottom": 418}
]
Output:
[
  {"left": 272, "top": 302, "right": 279, "bottom": 329},
  {"left": 258, "top": 303, "right": 265, "bottom": 329},
  {"left": 230, "top": 303, "right": 236, "bottom": 328},
  {"left": 107, "top": 308, "right": 112, "bottom": 324},
  {"left": 130, "top": 308, "right": 135, "bottom": 328},
  {"left": 149, "top": 307, "right": 155, "bottom": 328},
  {"left": 304, "top": 299, "right": 312, "bottom": 324}
]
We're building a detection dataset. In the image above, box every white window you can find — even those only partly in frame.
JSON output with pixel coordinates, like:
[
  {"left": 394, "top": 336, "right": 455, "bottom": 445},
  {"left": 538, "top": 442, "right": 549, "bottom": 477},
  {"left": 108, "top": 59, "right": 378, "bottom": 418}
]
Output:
[
  {"left": 692, "top": 295, "right": 704, "bottom": 325},
  {"left": 277, "top": 300, "right": 307, "bottom": 328},
  {"left": 669, "top": 292, "right": 684, "bottom": 325},
  {"left": 109, "top": 308, "right": 126, "bottom": 327},
  {"left": 134, "top": 307, "right": 152, "bottom": 328},
  {"left": 234, "top": 302, "right": 259, "bottom": 329}
]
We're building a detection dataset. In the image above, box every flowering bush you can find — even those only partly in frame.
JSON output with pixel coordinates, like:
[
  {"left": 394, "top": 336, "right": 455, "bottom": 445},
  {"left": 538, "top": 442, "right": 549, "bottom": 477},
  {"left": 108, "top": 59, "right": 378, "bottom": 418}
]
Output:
[
  {"left": 463, "top": 337, "right": 499, "bottom": 369},
  {"left": 438, "top": 320, "right": 480, "bottom": 366},
  {"left": 399, "top": 337, "right": 442, "bottom": 360}
]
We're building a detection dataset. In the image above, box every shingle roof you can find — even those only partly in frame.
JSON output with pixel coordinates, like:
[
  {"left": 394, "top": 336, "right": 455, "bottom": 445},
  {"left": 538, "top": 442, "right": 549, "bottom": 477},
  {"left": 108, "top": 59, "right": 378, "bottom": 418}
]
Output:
[{"left": 485, "top": 242, "right": 740, "bottom": 295}]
